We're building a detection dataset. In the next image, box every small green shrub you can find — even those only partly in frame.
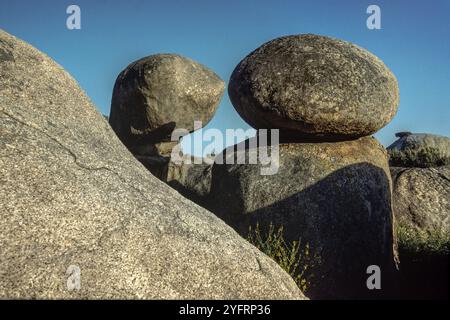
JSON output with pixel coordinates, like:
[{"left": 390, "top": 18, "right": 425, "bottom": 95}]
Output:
[
  {"left": 247, "top": 223, "right": 317, "bottom": 292},
  {"left": 388, "top": 146, "right": 450, "bottom": 168}
]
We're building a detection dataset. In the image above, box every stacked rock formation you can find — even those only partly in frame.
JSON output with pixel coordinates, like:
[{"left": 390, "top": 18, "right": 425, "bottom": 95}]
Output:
[
  {"left": 0, "top": 29, "right": 305, "bottom": 299},
  {"left": 109, "top": 54, "right": 225, "bottom": 179},
  {"left": 388, "top": 132, "right": 450, "bottom": 238},
  {"left": 209, "top": 34, "right": 400, "bottom": 299}
]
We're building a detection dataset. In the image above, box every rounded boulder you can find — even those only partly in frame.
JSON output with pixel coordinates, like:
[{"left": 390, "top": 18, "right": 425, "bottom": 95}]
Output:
[
  {"left": 228, "top": 34, "right": 399, "bottom": 140},
  {"left": 110, "top": 54, "right": 225, "bottom": 147}
]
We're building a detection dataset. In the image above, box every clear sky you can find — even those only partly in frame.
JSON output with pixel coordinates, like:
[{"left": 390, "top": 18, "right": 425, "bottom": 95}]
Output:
[{"left": 1, "top": 0, "right": 449, "bottom": 156}]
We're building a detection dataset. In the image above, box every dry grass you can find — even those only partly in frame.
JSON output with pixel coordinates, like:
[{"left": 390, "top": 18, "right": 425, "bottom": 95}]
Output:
[{"left": 246, "top": 223, "right": 318, "bottom": 292}]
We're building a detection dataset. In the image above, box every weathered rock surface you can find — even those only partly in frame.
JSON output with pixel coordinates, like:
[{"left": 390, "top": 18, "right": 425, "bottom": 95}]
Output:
[
  {"left": 133, "top": 141, "right": 179, "bottom": 158},
  {"left": 109, "top": 54, "right": 225, "bottom": 149},
  {"left": 166, "top": 158, "right": 213, "bottom": 208},
  {"left": 0, "top": 30, "right": 305, "bottom": 299},
  {"left": 136, "top": 153, "right": 213, "bottom": 208},
  {"left": 388, "top": 133, "right": 450, "bottom": 160},
  {"left": 391, "top": 166, "right": 450, "bottom": 235},
  {"left": 209, "top": 136, "right": 398, "bottom": 299},
  {"left": 228, "top": 34, "right": 399, "bottom": 141}
]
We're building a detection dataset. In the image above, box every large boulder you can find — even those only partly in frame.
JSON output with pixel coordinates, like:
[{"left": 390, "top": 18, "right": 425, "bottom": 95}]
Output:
[
  {"left": 0, "top": 29, "right": 305, "bottom": 299},
  {"left": 228, "top": 34, "right": 399, "bottom": 141},
  {"left": 209, "top": 136, "right": 398, "bottom": 299},
  {"left": 109, "top": 54, "right": 225, "bottom": 150},
  {"left": 391, "top": 166, "right": 450, "bottom": 236},
  {"left": 391, "top": 166, "right": 449, "bottom": 299}
]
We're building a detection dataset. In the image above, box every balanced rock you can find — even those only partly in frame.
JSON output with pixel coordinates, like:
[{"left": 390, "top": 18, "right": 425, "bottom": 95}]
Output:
[
  {"left": 391, "top": 166, "right": 450, "bottom": 236},
  {"left": 228, "top": 34, "right": 399, "bottom": 141},
  {"left": 209, "top": 136, "right": 398, "bottom": 299},
  {"left": 109, "top": 54, "right": 225, "bottom": 150},
  {"left": 0, "top": 29, "right": 305, "bottom": 299}
]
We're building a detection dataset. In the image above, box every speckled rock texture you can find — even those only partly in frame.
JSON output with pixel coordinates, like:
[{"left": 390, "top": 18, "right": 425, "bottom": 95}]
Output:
[
  {"left": 0, "top": 30, "right": 305, "bottom": 299},
  {"left": 135, "top": 154, "right": 213, "bottom": 209},
  {"left": 388, "top": 133, "right": 450, "bottom": 161},
  {"left": 209, "top": 136, "right": 398, "bottom": 299},
  {"left": 109, "top": 54, "right": 225, "bottom": 149},
  {"left": 166, "top": 158, "right": 213, "bottom": 208},
  {"left": 228, "top": 34, "right": 399, "bottom": 141},
  {"left": 391, "top": 166, "right": 450, "bottom": 235}
]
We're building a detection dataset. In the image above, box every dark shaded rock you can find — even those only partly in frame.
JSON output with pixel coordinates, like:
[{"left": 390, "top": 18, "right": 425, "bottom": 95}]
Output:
[
  {"left": 166, "top": 157, "right": 213, "bottom": 208},
  {"left": 395, "top": 131, "right": 412, "bottom": 138},
  {"left": 395, "top": 247, "right": 448, "bottom": 299},
  {"left": 109, "top": 54, "right": 224, "bottom": 148},
  {"left": 135, "top": 149, "right": 213, "bottom": 208},
  {"left": 391, "top": 166, "right": 450, "bottom": 235},
  {"left": 134, "top": 154, "right": 171, "bottom": 180},
  {"left": 137, "top": 152, "right": 213, "bottom": 208},
  {"left": 209, "top": 136, "right": 398, "bottom": 299},
  {"left": 0, "top": 29, "right": 305, "bottom": 299},
  {"left": 228, "top": 34, "right": 399, "bottom": 141},
  {"left": 134, "top": 141, "right": 178, "bottom": 158}
]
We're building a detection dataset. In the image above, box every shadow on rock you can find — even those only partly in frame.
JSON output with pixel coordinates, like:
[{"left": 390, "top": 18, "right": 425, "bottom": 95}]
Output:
[{"left": 210, "top": 161, "right": 399, "bottom": 299}]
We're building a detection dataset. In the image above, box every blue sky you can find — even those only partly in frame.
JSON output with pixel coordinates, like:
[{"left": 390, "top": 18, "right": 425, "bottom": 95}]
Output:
[{"left": 1, "top": 0, "right": 449, "bottom": 156}]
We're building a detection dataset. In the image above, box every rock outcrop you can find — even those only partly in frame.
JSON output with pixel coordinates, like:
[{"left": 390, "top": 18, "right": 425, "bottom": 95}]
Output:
[
  {"left": 390, "top": 164, "right": 449, "bottom": 299},
  {"left": 388, "top": 133, "right": 450, "bottom": 155},
  {"left": 210, "top": 137, "right": 397, "bottom": 299},
  {"left": 388, "top": 133, "right": 450, "bottom": 236},
  {"left": 166, "top": 157, "right": 213, "bottom": 208},
  {"left": 0, "top": 29, "right": 305, "bottom": 299},
  {"left": 387, "top": 133, "right": 450, "bottom": 167},
  {"left": 109, "top": 54, "right": 224, "bottom": 192},
  {"left": 228, "top": 34, "right": 399, "bottom": 141},
  {"left": 210, "top": 34, "right": 399, "bottom": 299}
]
